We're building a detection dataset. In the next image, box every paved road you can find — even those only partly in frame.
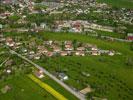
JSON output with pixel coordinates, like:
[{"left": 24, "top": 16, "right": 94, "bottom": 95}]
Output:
[{"left": 9, "top": 50, "right": 85, "bottom": 100}]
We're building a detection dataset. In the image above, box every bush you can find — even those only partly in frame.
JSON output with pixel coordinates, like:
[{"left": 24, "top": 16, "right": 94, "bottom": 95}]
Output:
[
  {"left": 130, "top": 42, "right": 133, "bottom": 51},
  {"left": 125, "top": 57, "right": 133, "bottom": 68}
]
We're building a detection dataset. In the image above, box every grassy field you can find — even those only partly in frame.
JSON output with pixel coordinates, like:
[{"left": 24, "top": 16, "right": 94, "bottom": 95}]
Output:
[
  {"left": 0, "top": 75, "right": 56, "bottom": 100},
  {"left": 95, "top": 30, "right": 126, "bottom": 39},
  {"left": 97, "top": 0, "right": 133, "bottom": 9}
]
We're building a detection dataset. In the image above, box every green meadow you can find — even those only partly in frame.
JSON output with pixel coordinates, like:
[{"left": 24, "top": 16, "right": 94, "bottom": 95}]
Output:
[
  {"left": 97, "top": 0, "right": 133, "bottom": 9},
  {"left": 0, "top": 75, "right": 56, "bottom": 100}
]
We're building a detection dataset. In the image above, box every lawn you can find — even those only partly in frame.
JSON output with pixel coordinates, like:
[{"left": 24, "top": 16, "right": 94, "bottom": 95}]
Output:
[
  {"left": 97, "top": 0, "right": 133, "bottom": 9},
  {"left": 0, "top": 75, "right": 56, "bottom": 100}
]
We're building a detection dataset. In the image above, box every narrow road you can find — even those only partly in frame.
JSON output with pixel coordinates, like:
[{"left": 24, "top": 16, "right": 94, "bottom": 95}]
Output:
[
  {"left": 0, "top": 57, "right": 10, "bottom": 67},
  {"left": 9, "top": 50, "right": 85, "bottom": 100},
  {"left": 87, "top": 33, "right": 132, "bottom": 42}
]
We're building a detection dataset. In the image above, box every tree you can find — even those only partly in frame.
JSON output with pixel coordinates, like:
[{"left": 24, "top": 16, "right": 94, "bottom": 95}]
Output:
[
  {"left": 130, "top": 42, "right": 133, "bottom": 51},
  {"left": 97, "top": 33, "right": 101, "bottom": 39},
  {"left": 72, "top": 39, "right": 77, "bottom": 50},
  {"left": 125, "top": 57, "right": 133, "bottom": 68},
  {"left": 61, "top": 41, "right": 65, "bottom": 50}
]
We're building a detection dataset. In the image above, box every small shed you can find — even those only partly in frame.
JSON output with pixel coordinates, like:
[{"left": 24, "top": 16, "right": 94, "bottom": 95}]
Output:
[{"left": 80, "top": 86, "right": 92, "bottom": 95}]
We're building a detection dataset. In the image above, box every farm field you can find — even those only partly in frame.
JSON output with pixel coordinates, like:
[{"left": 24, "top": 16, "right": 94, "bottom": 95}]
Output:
[
  {"left": 28, "top": 74, "right": 67, "bottom": 100},
  {"left": 97, "top": 0, "right": 133, "bottom": 9},
  {"left": 41, "top": 75, "right": 78, "bottom": 100},
  {"left": 0, "top": 75, "right": 56, "bottom": 100}
]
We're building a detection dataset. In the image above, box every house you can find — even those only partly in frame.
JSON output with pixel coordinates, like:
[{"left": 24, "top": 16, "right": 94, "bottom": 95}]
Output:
[
  {"left": 35, "top": 70, "right": 44, "bottom": 79},
  {"left": 21, "top": 48, "right": 28, "bottom": 53},
  {"left": 28, "top": 54, "right": 34, "bottom": 59},
  {"left": 2, "top": 0, "right": 13, "bottom": 4},
  {"left": 108, "top": 51, "right": 115, "bottom": 56},
  {"left": 71, "top": 21, "right": 82, "bottom": 32},
  {"left": 53, "top": 46, "right": 62, "bottom": 52},
  {"left": 29, "top": 51, "right": 35, "bottom": 55},
  {"left": 16, "top": 42, "right": 22, "bottom": 46},
  {"left": 77, "top": 47, "right": 85, "bottom": 51},
  {"left": 59, "top": 73, "right": 68, "bottom": 81},
  {"left": 70, "top": 27, "right": 82, "bottom": 33},
  {"left": 40, "top": 23, "right": 47, "bottom": 29},
  {"left": 75, "top": 51, "right": 85, "bottom": 56},
  {"left": 127, "top": 33, "right": 133, "bottom": 41},
  {"left": 64, "top": 41, "right": 74, "bottom": 51},
  {"left": 91, "top": 50, "right": 101, "bottom": 56},
  {"left": 65, "top": 45, "right": 74, "bottom": 51},
  {"left": 91, "top": 46, "right": 98, "bottom": 51},
  {"left": 44, "top": 40, "right": 53, "bottom": 45},
  {"left": 6, "top": 37, "right": 15, "bottom": 47},
  {"left": 60, "top": 51, "right": 68, "bottom": 56},
  {"left": 31, "top": 23, "right": 37, "bottom": 29},
  {"left": 46, "top": 52, "right": 54, "bottom": 57},
  {"left": 34, "top": 54, "right": 41, "bottom": 60},
  {"left": 38, "top": 46, "right": 48, "bottom": 54}
]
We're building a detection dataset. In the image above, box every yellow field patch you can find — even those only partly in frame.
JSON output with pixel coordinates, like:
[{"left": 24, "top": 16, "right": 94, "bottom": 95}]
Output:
[{"left": 28, "top": 74, "right": 67, "bottom": 100}]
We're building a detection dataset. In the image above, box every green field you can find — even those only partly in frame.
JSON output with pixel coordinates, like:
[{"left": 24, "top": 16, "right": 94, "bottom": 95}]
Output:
[
  {"left": 97, "top": 0, "right": 133, "bottom": 9},
  {"left": 0, "top": 75, "right": 56, "bottom": 100},
  {"left": 95, "top": 30, "right": 126, "bottom": 39}
]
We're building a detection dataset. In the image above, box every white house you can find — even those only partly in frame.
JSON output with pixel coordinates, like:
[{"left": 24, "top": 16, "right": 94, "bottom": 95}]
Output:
[{"left": 59, "top": 73, "right": 68, "bottom": 81}]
